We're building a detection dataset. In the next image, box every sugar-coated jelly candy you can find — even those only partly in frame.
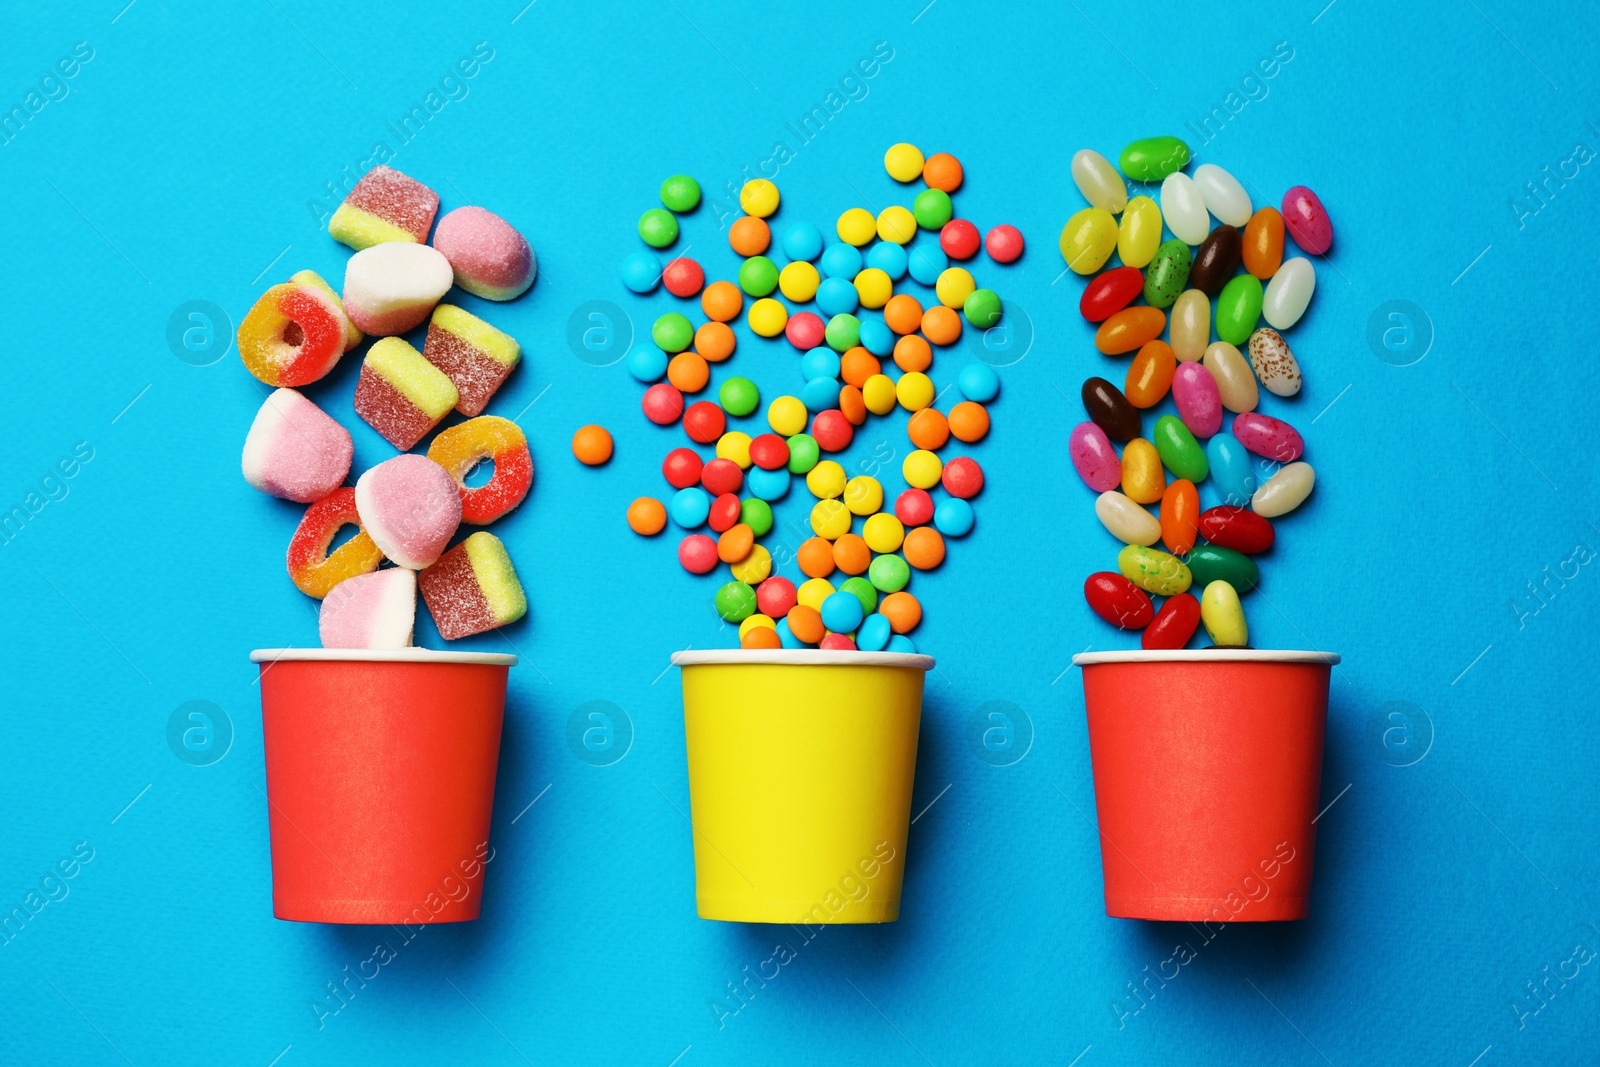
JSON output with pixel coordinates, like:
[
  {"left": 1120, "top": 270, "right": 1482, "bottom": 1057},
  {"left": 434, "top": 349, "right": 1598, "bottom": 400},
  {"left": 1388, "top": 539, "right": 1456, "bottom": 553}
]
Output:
[
  {"left": 1084, "top": 571, "right": 1155, "bottom": 629},
  {"left": 1247, "top": 328, "right": 1302, "bottom": 398},
  {"left": 1126, "top": 341, "right": 1176, "bottom": 409},
  {"left": 328, "top": 165, "right": 439, "bottom": 250},
  {"left": 1071, "top": 149, "right": 1128, "bottom": 213},
  {"left": 1060, "top": 207, "right": 1118, "bottom": 274},
  {"left": 1233, "top": 412, "right": 1304, "bottom": 462},
  {"left": 1095, "top": 491, "right": 1161, "bottom": 546},
  {"left": 1187, "top": 544, "right": 1259, "bottom": 593},
  {"left": 1120, "top": 438, "right": 1166, "bottom": 504},
  {"left": 287, "top": 488, "right": 383, "bottom": 598},
  {"left": 355, "top": 454, "right": 462, "bottom": 570},
  {"left": 241, "top": 388, "right": 352, "bottom": 503},
  {"left": 1095, "top": 306, "right": 1166, "bottom": 355},
  {"left": 1201, "top": 580, "right": 1248, "bottom": 646},
  {"left": 1153, "top": 414, "right": 1208, "bottom": 482},
  {"left": 342, "top": 242, "right": 455, "bottom": 337},
  {"left": 1080, "top": 265, "right": 1144, "bottom": 323},
  {"left": 237, "top": 279, "right": 352, "bottom": 387},
  {"left": 1169, "top": 289, "right": 1210, "bottom": 363},
  {"left": 1215, "top": 273, "right": 1263, "bottom": 345},
  {"left": 1142, "top": 592, "right": 1200, "bottom": 650},
  {"left": 1172, "top": 361, "right": 1222, "bottom": 438},
  {"left": 320, "top": 569, "right": 416, "bottom": 650},
  {"left": 1202, "top": 341, "right": 1259, "bottom": 414},
  {"left": 1143, "top": 239, "right": 1191, "bottom": 310},
  {"left": 1160, "top": 479, "right": 1199, "bottom": 555},
  {"left": 1192, "top": 163, "right": 1251, "bottom": 227},
  {"left": 1118, "top": 544, "right": 1192, "bottom": 596},
  {"left": 426, "top": 415, "right": 533, "bottom": 525},
  {"left": 1242, "top": 207, "right": 1285, "bottom": 279},
  {"left": 354, "top": 337, "right": 459, "bottom": 450},
  {"left": 291, "top": 269, "right": 363, "bottom": 352},
  {"left": 423, "top": 305, "right": 521, "bottom": 417},
  {"left": 1198, "top": 506, "right": 1275, "bottom": 554},
  {"left": 1117, "top": 196, "right": 1162, "bottom": 268},
  {"left": 1190, "top": 225, "right": 1241, "bottom": 296},
  {"left": 1281, "top": 186, "right": 1333, "bottom": 255},
  {"left": 1070, "top": 421, "right": 1122, "bottom": 492},
  {"left": 1082, "top": 377, "right": 1141, "bottom": 441},
  {"left": 1160, "top": 172, "right": 1210, "bottom": 245},
  {"left": 1252, "top": 461, "right": 1315, "bottom": 517},
  {"left": 1263, "top": 257, "right": 1315, "bottom": 330},
  {"left": 432, "top": 206, "right": 536, "bottom": 301},
  {"left": 1207, "top": 433, "right": 1256, "bottom": 507},
  {"left": 418, "top": 531, "right": 527, "bottom": 640},
  {"left": 1118, "top": 136, "right": 1190, "bottom": 182}
]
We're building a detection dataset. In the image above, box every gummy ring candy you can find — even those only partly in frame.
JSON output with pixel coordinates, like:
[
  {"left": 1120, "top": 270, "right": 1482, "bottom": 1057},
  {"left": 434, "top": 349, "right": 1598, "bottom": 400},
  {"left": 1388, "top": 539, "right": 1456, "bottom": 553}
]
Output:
[
  {"left": 426, "top": 415, "right": 534, "bottom": 525},
  {"left": 286, "top": 487, "right": 383, "bottom": 597},
  {"left": 238, "top": 281, "right": 351, "bottom": 387}
]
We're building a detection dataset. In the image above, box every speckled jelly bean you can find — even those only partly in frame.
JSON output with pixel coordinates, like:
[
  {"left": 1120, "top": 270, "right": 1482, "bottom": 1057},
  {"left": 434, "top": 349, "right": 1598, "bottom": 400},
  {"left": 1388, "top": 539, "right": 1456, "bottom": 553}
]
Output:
[
  {"left": 1118, "top": 544, "right": 1192, "bottom": 596},
  {"left": 1233, "top": 412, "right": 1304, "bottom": 462},
  {"left": 1143, "top": 239, "right": 1191, "bottom": 310},
  {"left": 1172, "top": 361, "right": 1222, "bottom": 438},
  {"left": 1189, "top": 225, "right": 1241, "bottom": 296},
  {"left": 1206, "top": 433, "right": 1256, "bottom": 507},
  {"left": 1120, "top": 438, "right": 1166, "bottom": 504},
  {"left": 1071, "top": 421, "right": 1122, "bottom": 492},
  {"left": 1159, "top": 479, "right": 1199, "bottom": 555},
  {"left": 1252, "top": 461, "right": 1315, "bottom": 517},
  {"left": 1080, "top": 266, "right": 1145, "bottom": 323},
  {"left": 1242, "top": 207, "right": 1285, "bottom": 280},
  {"left": 1215, "top": 274, "right": 1263, "bottom": 345},
  {"left": 1247, "top": 328, "right": 1301, "bottom": 398},
  {"left": 1082, "top": 377, "right": 1141, "bottom": 441},
  {"left": 1198, "top": 506, "right": 1275, "bottom": 554},
  {"left": 1153, "top": 414, "right": 1208, "bottom": 482},
  {"left": 1060, "top": 207, "right": 1118, "bottom": 274},
  {"left": 1119, "top": 136, "right": 1190, "bottom": 182},
  {"left": 1281, "top": 186, "right": 1333, "bottom": 254},
  {"left": 1192, "top": 163, "right": 1251, "bottom": 227},
  {"left": 1187, "top": 544, "right": 1259, "bottom": 593},
  {"left": 1126, "top": 341, "right": 1176, "bottom": 409},
  {"left": 1142, "top": 592, "right": 1200, "bottom": 650},
  {"left": 1169, "top": 290, "right": 1210, "bottom": 363},
  {"left": 1084, "top": 571, "right": 1154, "bottom": 629},
  {"left": 1201, "top": 580, "right": 1248, "bottom": 646},
  {"left": 1096, "top": 490, "right": 1161, "bottom": 546},
  {"left": 1117, "top": 196, "right": 1163, "bottom": 268},
  {"left": 1160, "top": 172, "right": 1210, "bottom": 245},
  {"left": 1095, "top": 306, "right": 1166, "bottom": 355},
  {"left": 1071, "top": 149, "right": 1128, "bottom": 213},
  {"left": 1203, "top": 341, "right": 1259, "bottom": 413},
  {"left": 1263, "top": 257, "right": 1315, "bottom": 330}
]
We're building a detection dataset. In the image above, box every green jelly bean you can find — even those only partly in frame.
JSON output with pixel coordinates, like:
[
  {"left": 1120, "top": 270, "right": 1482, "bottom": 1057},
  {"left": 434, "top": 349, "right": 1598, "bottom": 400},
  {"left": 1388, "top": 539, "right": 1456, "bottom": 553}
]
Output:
[
  {"left": 1119, "top": 136, "right": 1191, "bottom": 182},
  {"left": 1185, "top": 544, "right": 1259, "bottom": 593},
  {"left": 868, "top": 553, "right": 911, "bottom": 593},
  {"left": 840, "top": 576, "right": 878, "bottom": 617},
  {"left": 740, "top": 498, "right": 773, "bottom": 537},
  {"left": 1117, "top": 544, "right": 1193, "bottom": 596},
  {"left": 1154, "top": 414, "right": 1209, "bottom": 482},
  {"left": 714, "top": 581, "right": 756, "bottom": 622},
  {"left": 1143, "top": 239, "right": 1192, "bottom": 309},
  {"left": 1215, "top": 274, "right": 1264, "bottom": 345}
]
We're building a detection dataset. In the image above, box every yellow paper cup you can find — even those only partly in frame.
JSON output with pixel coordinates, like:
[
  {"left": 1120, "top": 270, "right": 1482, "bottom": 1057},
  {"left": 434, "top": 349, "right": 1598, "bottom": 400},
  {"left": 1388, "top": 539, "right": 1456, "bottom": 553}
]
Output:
[{"left": 673, "top": 649, "right": 935, "bottom": 924}]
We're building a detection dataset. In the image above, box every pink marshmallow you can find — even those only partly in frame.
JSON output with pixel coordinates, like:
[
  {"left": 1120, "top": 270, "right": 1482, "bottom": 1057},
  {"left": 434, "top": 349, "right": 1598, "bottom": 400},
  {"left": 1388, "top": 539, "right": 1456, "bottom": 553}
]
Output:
[
  {"left": 432, "top": 206, "right": 536, "bottom": 301},
  {"left": 353, "top": 454, "right": 461, "bottom": 569},
  {"left": 342, "top": 242, "right": 454, "bottom": 336},
  {"left": 241, "top": 388, "right": 353, "bottom": 502},
  {"left": 319, "top": 569, "right": 416, "bottom": 649}
]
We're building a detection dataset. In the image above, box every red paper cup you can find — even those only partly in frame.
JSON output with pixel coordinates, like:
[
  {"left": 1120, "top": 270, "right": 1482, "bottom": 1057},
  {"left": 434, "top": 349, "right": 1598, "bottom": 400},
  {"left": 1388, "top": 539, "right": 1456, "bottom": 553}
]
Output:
[
  {"left": 1074, "top": 650, "right": 1340, "bottom": 922},
  {"left": 251, "top": 648, "right": 515, "bottom": 924}
]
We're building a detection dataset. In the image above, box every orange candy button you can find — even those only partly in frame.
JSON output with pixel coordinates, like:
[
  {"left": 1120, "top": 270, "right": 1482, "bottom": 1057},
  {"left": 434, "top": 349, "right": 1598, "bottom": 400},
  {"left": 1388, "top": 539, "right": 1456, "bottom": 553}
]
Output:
[
  {"left": 903, "top": 526, "right": 946, "bottom": 570},
  {"left": 797, "top": 537, "right": 835, "bottom": 578},
  {"left": 907, "top": 408, "right": 949, "bottom": 450},
  {"left": 832, "top": 534, "right": 871, "bottom": 575},
  {"left": 627, "top": 497, "right": 667, "bottom": 535},
  {"left": 787, "top": 604, "right": 825, "bottom": 644},
  {"left": 879, "top": 591, "right": 922, "bottom": 633},
  {"left": 947, "top": 401, "right": 989, "bottom": 442}
]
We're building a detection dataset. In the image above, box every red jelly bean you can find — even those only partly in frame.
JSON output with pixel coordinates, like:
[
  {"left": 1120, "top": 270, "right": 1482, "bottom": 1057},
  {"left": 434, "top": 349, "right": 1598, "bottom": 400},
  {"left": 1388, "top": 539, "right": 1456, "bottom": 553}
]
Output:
[
  {"left": 642, "top": 382, "right": 684, "bottom": 425},
  {"left": 984, "top": 224, "right": 1024, "bottom": 264},
  {"left": 678, "top": 534, "right": 718, "bottom": 574},
  {"left": 940, "top": 219, "right": 981, "bottom": 260},
  {"left": 1197, "top": 506, "right": 1275, "bottom": 554},
  {"left": 661, "top": 447, "right": 704, "bottom": 489},
  {"left": 812, "top": 409, "right": 854, "bottom": 452},
  {"left": 1142, "top": 592, "right": 1201, "bottom": 650},
  {"left": 662, "top": 256, "right": 704, "bottom": 298},
  {"left": 682, "top": 400, "right": 725, "bottom": 443},
  {"left": 1079, "top": 265, "right": 1144, "bottom": 323},
  {"left": 1280, "top": 186, "right": 1333, "bottom": 255},
  {"left": 895, "top": 488, "right": 934, "bottom": 526},
  {"left": 941, "top": 456, "right": 984, "bottom": 499},
  {"left": 700, "top": 457, "right": 743, "bottom": 496},
  {"left": 708, "top": 492, "right": 741, "bottom": 533},
  {"left": 748, "top": 433, "right": 790, "bottom": 470},
  {"left": 1083, "top": 572, "right": 1154, "bottom": 629},
  {"left": 756, "top": 576, "right": 797, "bottom": 618}
]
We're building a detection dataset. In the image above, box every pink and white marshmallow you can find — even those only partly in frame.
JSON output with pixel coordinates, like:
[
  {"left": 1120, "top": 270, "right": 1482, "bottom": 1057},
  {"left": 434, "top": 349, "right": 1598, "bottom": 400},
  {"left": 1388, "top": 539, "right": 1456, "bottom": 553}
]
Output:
[
  {"left": 241, "top": 388, "right": 353, "bottom": 503},
  {"left": 342, "top": 242, "right": 454, "bottom": 336},
  {"left": 353, "top": 454, "right": 461, "bottom": 569},
  {"left": 319, "top": 569, "right": 416, "bottom": 649},
  {"left": 432, "top": 206, "right": 536, "bottom": 301}
]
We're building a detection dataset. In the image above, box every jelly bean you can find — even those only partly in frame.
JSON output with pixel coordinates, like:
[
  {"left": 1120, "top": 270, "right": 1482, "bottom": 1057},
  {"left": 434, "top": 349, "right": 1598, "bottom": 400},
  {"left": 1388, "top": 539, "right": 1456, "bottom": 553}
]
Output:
[
  {"left": 1192, "top": 163, "right": 1251, "bottom": 227},
  {"left": 1120, "top": 438, "right": 1166, "bottom": 504},
  {"left": 1281, "top": 186, "right": 1333, "bottom": 254},
  {"left": 958, "top": 362, "right": 1000, "bottom": 402},
  {"left": 1079, "top": 265, "right": 1144, "bottom": 323},
  {"left": 1118, "top": 136, "right": 1190, "bottom": 182},
  {"left": 1118, "top": 544, "right": 1192, "bottom": 596},
  {"left": 1082, "top": 376, "right": 1141, "bottom": 441},
  {"left": 1246, "top": 328, "right": 1301, "bottom": 398},
  {"left": 1233, "top": 412, "right": 1304, "bottom": 462},
  {"left": 1187, "top": 544, "right": 1259, "bottom": 593},
  {"left": 1083, "top": 572, "right": 1155, "bottom": 629},
  {"left": 1215, "top": 274, "right": 1263, "bottom": 345},
  {"left": 1242, "top": 207, "right": 1285, "bottom": 280},
  {"left": 1159, "top": 172, "right": 1210, "bottom": 245},
  {"left": 1095, "top": 306, "right": 1166, "bottom": 355},
  {"left": 934, "top": 497, "right": 974, "bottom": 536},
  {"left": 1172, "top": 361, "right": 1222, "bottom": 438},
  {"left": 1070, "top": 421, "right": 1122, "bottom": 492},
  {"left": 1202, "top": 341, "right": 1259, "bottom": 414},
  {"left": 1095, "top": 490, "right": 1161, "bottom": 546},
  {"left": 1200, "top": 580, "right": 1248, "bottom": 646},
  {"left": 1125, "top": 340, "right": 1176, "bottom": 409},
  {"left": 1117, "top": 196, "right": 1162, "bottom": 268},
  {"left": 1263, "top": 257, "right": 1315, "bottom": 330},
  {"left": 1142, "top": 592, "right": 1200, "bottom": 650},
  {"left": 1143, "top": 239, "right": 1191, "bottom": 309},
  {"left": 1252, "top": 461, "right": 1315, "bottom": 517},
  {"left": 1153, "top": 414, "right": 1208, "bottom": 481},
  {"left": 1160, "top": 479, "right": 1200, "bottom": 555},
  {"left": 1071, "top": 149, "right": 1128, "bottom": 213},
  {"left": 1060, "top": 207, "right": 1118, "bottom": 275},
  {"left": 1206, "top": 433, "right": 1256, "bottom": 507},
  {"left": 1189, "top": 225, "right": 1241, "bottom": 296},
  {"left": 1169, "top": 289, "right": 1210, "bottom": 363},
  {"left": 1198, "top": 506, "right": 1275, "bottom": 554}
]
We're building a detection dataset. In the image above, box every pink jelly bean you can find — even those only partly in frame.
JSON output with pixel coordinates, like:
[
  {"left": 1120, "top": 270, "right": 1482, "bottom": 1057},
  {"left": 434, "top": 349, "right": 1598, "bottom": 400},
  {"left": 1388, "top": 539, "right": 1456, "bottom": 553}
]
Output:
[
  {"left": 1232, "top": 412, "right": 1305, "bottom": 462},
  {"left": 1281, "top": 186, "right": 1332, "bottom": 255},
  {"left": 1070, "top": 421, "right": 1122, "bottom": 491},
  {"left": 1172, "top": 362, "right": 1222, "bottom": 439}
]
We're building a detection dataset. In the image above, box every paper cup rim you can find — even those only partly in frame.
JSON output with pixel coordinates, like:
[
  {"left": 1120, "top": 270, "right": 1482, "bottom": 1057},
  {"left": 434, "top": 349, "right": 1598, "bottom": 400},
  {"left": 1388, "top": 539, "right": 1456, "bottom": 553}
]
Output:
[
  {"left": 250, "top": 647, "right": 517, "bottom": 666},
  {"left": 1073, "top": 649, "right": 1340, "bottom": 666},
  {"left": 672, "top": 649, "right": 935, "bottom": 669}
]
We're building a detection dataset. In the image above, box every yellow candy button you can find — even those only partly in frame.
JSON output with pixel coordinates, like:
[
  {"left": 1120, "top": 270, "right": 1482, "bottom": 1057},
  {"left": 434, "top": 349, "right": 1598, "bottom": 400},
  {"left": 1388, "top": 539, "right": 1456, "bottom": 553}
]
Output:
[
  {"left": 806, "top": 459, "right": 847, "bottom": 499},
  {"left": 747, "top": 297, "right": 788, "bottom": 338},
  {"left": 740, "top": 179, "right": 780, "bottom": 218},
  {"left": 778, "top": 261, "right": 820, "bottom": 302},
  {"left": 862, "top": 374, "right": 898, "bottom": 415},
  {"left": 767, "top": 395, "right": 808, "bottom": 436},
  {"left": 877, "top": 206, "right": 917, "bottom": 245},
  {"left": 844, "top": 475, "right": 884, "bottom": 516},
  {"left": 810, "top": 499, "right": 851, "bottom": 539},
  {"left": 903, "top": 449, "right": 943, "bottom": 489},
  {"left": 863, "top": 512, "right": 905, "bottom": 553},
  {"left": 896, "top": 371, "right": 935, "bottom": 411},
  {"left": 717, "top": 431, "right": 753, "bottom": 469},
  {"left": 837, "top": 207, "right": 876, "bottom": 246}
]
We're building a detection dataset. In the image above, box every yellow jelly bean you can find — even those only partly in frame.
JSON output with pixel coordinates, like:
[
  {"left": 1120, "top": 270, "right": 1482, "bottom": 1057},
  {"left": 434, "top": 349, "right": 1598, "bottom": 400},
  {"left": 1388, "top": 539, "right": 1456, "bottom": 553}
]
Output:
[
  {"left": 798, "top": 577, "right": 836, "bottom": 612},
  {"left": 747, "top": 297, "right": 788, "bottom": 338},
  {"left": 739, "top": 613, "right": 776, "bottom": 639},
  {"left": 903, "top": 449, "right": 943, "bottom": 489},
  {"left": 767, "top": 395, "right": 808, "bottom": 436},
  {"left": 837, "top": 207, "right": 876, "bottom": 246},
  {"left": 806, "top": 459, "right": 847, "bottom": 499},
  {"left": 1121, "top": 438, "right": 1166, "bottom": 504},
  {"left": 1117, "top": 544, "right": 1192, "bottom": 596},
  {"left": 779, "top": 261, "right": 820, "bottom": 302},
  {"left": 1059, "top": 207, "right": 1117, "bottom": 275},
  {"left": 810, "top": 499, "right": 852, "bottom": 539},
  {"left": 1169, "top": 289, "right": 1210, "bottom": 362},
  {"left": 897, "top": 371, "right": 935, "bottom": 411},
  {"left": 717, "top": 431, "right": 752, "bottom": 469},
  {"left": 877, "top": 205, "right": 917, "bottom": 244},
  {"left": 844, "top": 475, "right": 884, "bottom": 516},
  {"left": 854, "top": 267, "right": 893, "bottom": 309},
  {"left": 862, "top": 374, "right": 898, "bottom": 415},
  {"left": 730, "top": 543, "right": 772, "bottom": 584},
  {"left": 935, "top": 267, "right": 976, "bottom": 309},
  {"left": 1117, "top": 196, "right": 1163, "bottom": 269},
  {"left": 1201, "top": 580, "right": 1249, "bottom": 646},
  {"left": 863, "top": 512, "right": 905, "bottom": 553}
]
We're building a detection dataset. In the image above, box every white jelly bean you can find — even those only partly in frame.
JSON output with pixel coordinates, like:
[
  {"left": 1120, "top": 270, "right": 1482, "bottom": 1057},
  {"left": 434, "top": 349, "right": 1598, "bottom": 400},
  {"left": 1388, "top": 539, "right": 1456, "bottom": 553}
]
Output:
[
  {"left": 1160, "top": 172, "right": 1210, "bottom": 245},
  {"left": 1170, "top": 289, "right": 1210, "bottom": 362},
  {"left": 1095, "top": 490, "right": 1162, "bottom": 546},
  {"left": 1072, "top": 149, "right": 1128, "bottom": 215},
  {"left": 1263, "top": 256, "right": 1315, "bottom": 330},
  {"left": 1252, "top": 461, "right": 1315, "bottom": 517},
  {"left": 1202, "top": 341, "right": 1259, "bottom": 413},
  {"left": 1247, "top": 327, "right": 1303, "bottom": 397},
  {"left": 1192, "top": 163, "right": 1252, "bottom": 227}
]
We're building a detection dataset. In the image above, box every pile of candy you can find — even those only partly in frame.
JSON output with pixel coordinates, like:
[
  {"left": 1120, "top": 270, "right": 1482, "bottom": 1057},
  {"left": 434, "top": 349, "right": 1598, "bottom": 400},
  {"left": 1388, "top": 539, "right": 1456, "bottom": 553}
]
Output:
[
  {"left": 608, "top": 145, "right": 1017, "bottom": 650},
  {"left": 1064, "top": 136, "right": 1328, "bottom": 648},
  {"left": 237, "top": 165, "right": 533, "bottom": 648}
]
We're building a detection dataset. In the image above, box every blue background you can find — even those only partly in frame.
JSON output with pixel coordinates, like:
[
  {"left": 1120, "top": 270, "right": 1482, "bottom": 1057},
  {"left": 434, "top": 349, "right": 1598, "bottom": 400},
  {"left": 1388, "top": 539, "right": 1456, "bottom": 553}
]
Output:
[{"left": 3, "top": 1, "right": 1597, "bottom": 1063}]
